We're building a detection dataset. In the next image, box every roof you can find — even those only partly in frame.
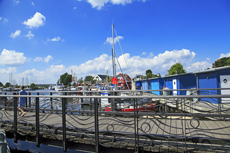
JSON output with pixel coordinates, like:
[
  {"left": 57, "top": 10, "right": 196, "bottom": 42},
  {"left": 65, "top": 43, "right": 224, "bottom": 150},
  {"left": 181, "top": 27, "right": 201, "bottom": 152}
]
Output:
[
  {"left": 97, "top": 75, "right": 107, "bottom": 80},
  {"left": 193, "top": 65, "right": 230, "bottom": 74}
]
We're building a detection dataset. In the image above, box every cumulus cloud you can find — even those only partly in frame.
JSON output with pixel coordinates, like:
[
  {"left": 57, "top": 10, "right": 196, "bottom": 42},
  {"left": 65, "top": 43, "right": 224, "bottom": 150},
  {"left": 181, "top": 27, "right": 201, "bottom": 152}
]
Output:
[
  {"left": 220, "top": 53, "right": 230, "bottom": 59},
  {"left": 23, "top": 12, "right": 46, "bottom": 29},
  {"left": 104, "top": 36, "right": 123, "bottom": 45},
  {"left": 1, "top": 48, "right": 214, "bottom": 84},
  {"left": 34, "top": 55, "right": 53, "bottom": 63},
  {"left": 44, "top": 55, "right": 53, "bottom": 63},
  {"left": 141, "top": 52, "right": 146, "bottom": 55},
  {"left": 25, "top": 31, "right": 34, "bottom": 39},
  {"left": 31, "top": 2, "right": 35, "bottom": 6},
  {"left": 10, "top": 30, "right": 21, "bottom": 38},
  {"left": 148, "top": 52, "right": 154, "bottom": 57},
  {"left": 74, "top": 7, "right": 77, "bottom": 9},
  {"left": 187, "top": 61, "right": 212, "bottom": 72},
  {"left": 0, "top": 49, "right": 26, "bottom": 66},
  {"left": 84, "top": 0, "right": 146, "bottom": 9}
]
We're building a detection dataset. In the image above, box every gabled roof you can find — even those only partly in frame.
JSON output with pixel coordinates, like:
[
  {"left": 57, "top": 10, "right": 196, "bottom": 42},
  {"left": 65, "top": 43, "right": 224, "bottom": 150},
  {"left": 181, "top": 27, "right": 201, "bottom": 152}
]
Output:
[{"left": 97, "top": 75, "right": 107, "bottom": 80}]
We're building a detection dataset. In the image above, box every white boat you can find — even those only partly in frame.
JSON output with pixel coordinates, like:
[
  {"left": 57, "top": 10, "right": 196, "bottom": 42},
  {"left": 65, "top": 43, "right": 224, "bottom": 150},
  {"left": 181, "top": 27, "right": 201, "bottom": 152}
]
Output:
[{"left": 54, "top": 84, "right": 65, "bottom": 91}]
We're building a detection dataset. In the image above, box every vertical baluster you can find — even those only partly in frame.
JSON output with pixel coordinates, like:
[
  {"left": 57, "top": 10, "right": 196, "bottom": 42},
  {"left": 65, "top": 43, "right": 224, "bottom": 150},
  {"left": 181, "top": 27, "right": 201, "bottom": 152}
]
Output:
[
  {"left": 36, "top": 92, "right": 40, "bottom": 147},
  {"left": 50, "top": 92, "right": 53, "bottom": 110},
  {"left": 13, "top": 92, "right": 17, "bottom": 143},
  {"left": 62, "top": 92, "right": 67, "bottom": 152},
  {"left": 94, "top": 98, "right": 103, "bottom": 153},
  {"left": 29, "top": 92, "right": 31, "bottom": 107}
]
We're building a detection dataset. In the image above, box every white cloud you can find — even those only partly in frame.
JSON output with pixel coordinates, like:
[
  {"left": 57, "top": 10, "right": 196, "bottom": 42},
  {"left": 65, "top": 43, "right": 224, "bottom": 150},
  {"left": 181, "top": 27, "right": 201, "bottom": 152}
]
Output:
[
  {"left": 44, "top": 55, "right": 53, "bottom": 63},
  {"left": 141, "top": 52, "right": 146, "bottom": 55},
  {"left": 25, "top": 31, "right": 34, "bottom": 39},
  {"left": 220, "top": 53, "right": 230, "bottom": 59},
  {"left": 10, "top": 30, "right": 21, "bottom": 38},
  {"left": 34, "top": 57, "right": 43, "bottom": 62},
  {"left": 0, "top": 17, "right": 2, "bottom": 20},
  {"left": 14, "top": 0, "right": 19, "bottom": 5},
  {"left": 50, "top": 37, "right": 61, "bottom": 41},
  {"left": 31, "top": 2, "right": 35, "bottom": 6},
  {"left": 0, "top": 49, "right": 26, "bottom": 66},
  {"left": 148, "top": 52, "right": 154, "bottom": 57},
  {"left": 74, "top": 7, "right": 77, "bottom": 9},
  {"left": 23, "top": 12, "right": 46, "bottom": 29},
  {"left": 85, "top": 0, "right": 146, "bottom": 10},
  {"left": 34, "top": 55, "right": 53, "bottom": 63},
  {"left": 104, "top": 36, "right": 123, "bottom": 45},
  {"left": 0, "top": 48, "right": 216, "bottom": 84},
  {"left": 206, "top": 57, "right": 210, "bottom": 61},
  {"left": 187, "top": 61, "right": 212, "bottom": 72},
  {"left": 3, "top": 18, "right": 8, "bottom": 23}
]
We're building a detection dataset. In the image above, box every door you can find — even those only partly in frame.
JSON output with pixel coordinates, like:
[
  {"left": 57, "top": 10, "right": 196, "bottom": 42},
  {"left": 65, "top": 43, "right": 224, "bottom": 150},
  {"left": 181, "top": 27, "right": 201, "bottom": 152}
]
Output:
[
  {"left": 220, "top": 75, "right": 230, "bottom": 103},
  {"left": 173, "top": 79, "right": 177, "bottom": 95}
]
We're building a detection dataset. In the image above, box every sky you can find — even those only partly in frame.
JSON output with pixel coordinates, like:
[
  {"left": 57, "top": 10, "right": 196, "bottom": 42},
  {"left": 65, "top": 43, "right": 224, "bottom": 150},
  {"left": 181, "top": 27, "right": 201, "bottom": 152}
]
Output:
[{"left": 0, "top": 0, "right": 230, "bottom": 85}]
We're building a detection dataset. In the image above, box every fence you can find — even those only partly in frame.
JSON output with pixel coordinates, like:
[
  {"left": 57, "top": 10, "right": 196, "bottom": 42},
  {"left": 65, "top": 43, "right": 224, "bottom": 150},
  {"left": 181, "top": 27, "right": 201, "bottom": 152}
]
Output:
[{"left": 0, "top": 89, "right": 230, "bottom": 153}]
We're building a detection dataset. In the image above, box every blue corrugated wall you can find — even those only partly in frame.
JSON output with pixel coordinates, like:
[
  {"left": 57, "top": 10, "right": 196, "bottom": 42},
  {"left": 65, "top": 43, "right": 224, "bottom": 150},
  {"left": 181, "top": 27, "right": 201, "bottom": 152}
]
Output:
[
  {"left": 142, "top": 80, "right": 151, "bottom": 92},
  {"left": 150, "top": 78, "right": 164, "bottom": 95},
  {"left": 178, "top": 74, "right": 196, "bottom": 95}
]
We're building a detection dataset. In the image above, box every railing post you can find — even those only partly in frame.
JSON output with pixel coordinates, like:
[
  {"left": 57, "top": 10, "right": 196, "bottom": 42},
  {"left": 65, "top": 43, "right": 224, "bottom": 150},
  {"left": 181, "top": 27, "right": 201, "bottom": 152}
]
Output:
[
  {"left": 4, "top": 92, "right": 7, "bottom": 110},
  {"left": 36, "top": 92, "right": 40, "bottom": 147},
  {"left": 26, "top": 93, "right": 28, "bottom": 108},
  {"left": 13, "top": 92, "right": 17, "bottom": 143},
  {"left": 50, "top": 92, "right": 53, "bottom": 110},
  {"left": 81, "top": 92, "right": 83, "bottom": 103},
  {"left": 94, "top": 98, "right": 103, "bottom": 153},
  {"left": 62, "top": 92, "right": 67, "bottom": 152},
  {"left": 29, "top": 92, "right": 31, "bottom": 107}
]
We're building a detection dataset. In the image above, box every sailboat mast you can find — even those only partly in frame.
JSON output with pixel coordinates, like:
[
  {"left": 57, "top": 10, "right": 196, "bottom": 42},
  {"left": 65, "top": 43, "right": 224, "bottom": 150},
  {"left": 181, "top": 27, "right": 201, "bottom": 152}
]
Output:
[{"left": 112, "top": 24, "right": 116, "bottom": 89}]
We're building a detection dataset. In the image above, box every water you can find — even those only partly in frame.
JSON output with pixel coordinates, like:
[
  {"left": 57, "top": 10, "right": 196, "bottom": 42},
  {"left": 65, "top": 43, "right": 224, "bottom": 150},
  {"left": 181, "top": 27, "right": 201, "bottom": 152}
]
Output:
[{"left": 7, "top": 138, "right": 87, "bottom": 153}]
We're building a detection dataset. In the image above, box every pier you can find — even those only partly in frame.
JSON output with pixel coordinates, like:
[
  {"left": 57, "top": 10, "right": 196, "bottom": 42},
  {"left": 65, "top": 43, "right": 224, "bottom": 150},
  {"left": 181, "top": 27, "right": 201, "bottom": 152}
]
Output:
[{"left": 0, "top": 89, "right": 230, "bottom": 152}]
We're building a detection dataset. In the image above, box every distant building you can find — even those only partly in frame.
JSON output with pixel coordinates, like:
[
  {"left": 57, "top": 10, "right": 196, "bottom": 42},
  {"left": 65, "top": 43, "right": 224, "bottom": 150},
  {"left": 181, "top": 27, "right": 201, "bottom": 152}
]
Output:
[
  {"left": 94, "top": 75, "right": 107, "bottom": 83},
  {"left": 133, "top": 75, "right": 146, "bottom": 81}
]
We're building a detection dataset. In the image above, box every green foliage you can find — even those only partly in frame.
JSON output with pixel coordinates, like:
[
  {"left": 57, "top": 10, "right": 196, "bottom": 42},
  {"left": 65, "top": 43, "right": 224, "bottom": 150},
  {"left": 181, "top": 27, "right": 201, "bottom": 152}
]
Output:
[
  {"left": 78, "top": 77, "right": 84, "bottom": 86},
  {"left": 0, "top": 82, "right": 3, "bottom": 87},
  {"left": 212, "top": 57, "right": 230, "bottom": 68},
  {"left": 84, "top": 76, "right": 94, "bottom": 81},
  {"left": 169, "top": 63, "right": 186, "bottom": 75},
  {"left": 5, "top": 82, "right": 11, "bottom": 87},
  {"left": 107, "top": 75, "right": 112, "bottom": 82},
  {"left": 152, "top": 74, "right": 159, "bottom": 78},
  {"left": 58, "top": 72, "right": 72, "bottom": 86},
  {"left": 30, "top": 83, "right": 36, "bottom": 89},
  {"left": 146, "top": 69, "right": 153, "bottom": 79}
]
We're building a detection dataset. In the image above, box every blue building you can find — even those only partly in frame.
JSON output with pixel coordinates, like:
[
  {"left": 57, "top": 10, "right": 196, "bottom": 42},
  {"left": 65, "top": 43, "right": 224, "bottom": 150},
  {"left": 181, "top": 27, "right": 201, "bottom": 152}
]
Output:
[
  {"left": 193, "top": 66, "right": 230, "bottom": 104},
  {"left": 142, "top": 79, "right": 151, "bottom": 92},
  {"left": 150, "top": 78, "right": 164, "bottom": 95},
  {"left": 135, "top": 81, "right": 142, "bottom": 90},
  {"left": 162, "top": 73, "right": 197, "bottom": 95}
]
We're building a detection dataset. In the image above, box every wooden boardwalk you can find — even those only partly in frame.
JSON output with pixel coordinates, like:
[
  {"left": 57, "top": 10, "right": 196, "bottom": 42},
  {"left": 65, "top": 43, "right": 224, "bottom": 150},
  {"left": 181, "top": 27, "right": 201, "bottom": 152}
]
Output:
[{"left": 1, "top": 110, "right": 230, "bottom": 152}]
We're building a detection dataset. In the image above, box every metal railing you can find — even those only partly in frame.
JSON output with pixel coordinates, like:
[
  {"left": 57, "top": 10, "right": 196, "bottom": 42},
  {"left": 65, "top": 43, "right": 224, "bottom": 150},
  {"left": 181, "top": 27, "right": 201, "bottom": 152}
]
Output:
[{"left": 0, "top": 89, "right": 230, "bottom": 152}]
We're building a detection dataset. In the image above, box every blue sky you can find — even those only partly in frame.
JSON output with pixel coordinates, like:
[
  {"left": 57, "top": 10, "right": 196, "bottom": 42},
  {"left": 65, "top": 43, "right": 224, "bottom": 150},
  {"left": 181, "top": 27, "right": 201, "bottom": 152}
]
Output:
[{"left": 0, "top": 0, "right": 230, "bottom": 85}]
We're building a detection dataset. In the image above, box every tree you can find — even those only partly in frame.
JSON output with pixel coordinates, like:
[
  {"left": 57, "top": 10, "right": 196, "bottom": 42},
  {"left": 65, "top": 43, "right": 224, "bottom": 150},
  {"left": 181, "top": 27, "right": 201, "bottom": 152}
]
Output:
[
  {"left": 58, "top": 72, "right": 72, "bottom": 86},
  {"left": 146, "top": 69, "right": 153, "bottom": 79},
  {"left": 212, "top": 57, "right": 230, "bottom": 68},
  {"left": 0, "top": 82, "right": 3, "bottom": 87},
  {"left": 30, "top": 83, "right": 36, "bottom": 89},
  {"left": 84, "top": 76, "right": 94, "bottom": 81},
  {"left": 78, "top": 77, "right": 84, "bottom": 85},
  {"left": 5, "top": 82, "right": 11, "bottom": 87},
  {"left": 169, "top": 63, "right": 186, "bottom": 75}
]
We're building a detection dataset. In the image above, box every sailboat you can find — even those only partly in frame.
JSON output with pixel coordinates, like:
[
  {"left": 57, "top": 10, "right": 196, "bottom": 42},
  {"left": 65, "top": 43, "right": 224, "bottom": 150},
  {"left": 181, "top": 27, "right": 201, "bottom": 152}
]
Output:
[{"left": 105, "top": 24, "right": 156, "bottom": 112}]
